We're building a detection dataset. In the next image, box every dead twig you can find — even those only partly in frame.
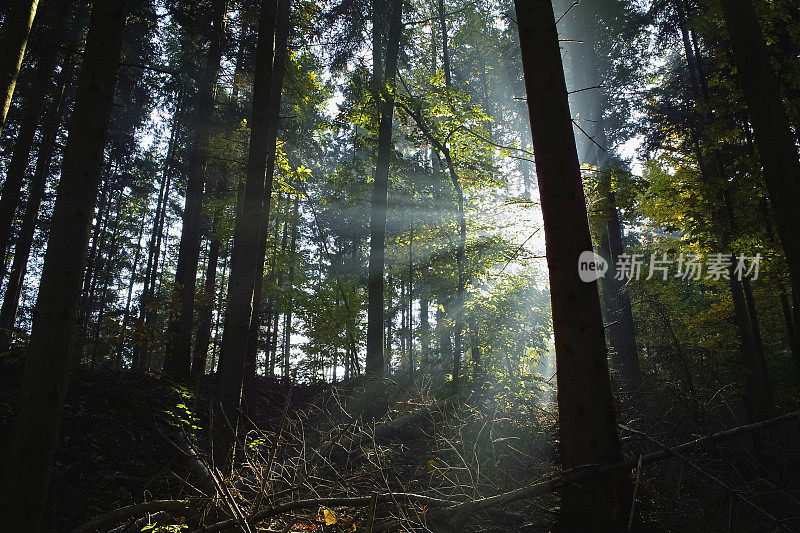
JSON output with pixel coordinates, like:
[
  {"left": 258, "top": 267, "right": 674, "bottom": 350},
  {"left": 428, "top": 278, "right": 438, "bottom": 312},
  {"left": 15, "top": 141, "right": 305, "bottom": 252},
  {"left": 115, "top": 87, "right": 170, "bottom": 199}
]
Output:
[
  {"left": 71, "top": 500, "right": 190, "bottom": 533},
  {"left": 427, "top": 410, "right": 800, "bottom": 531},
  {"left": 191, "top": 493, "right": 460, "bottom": 533}
]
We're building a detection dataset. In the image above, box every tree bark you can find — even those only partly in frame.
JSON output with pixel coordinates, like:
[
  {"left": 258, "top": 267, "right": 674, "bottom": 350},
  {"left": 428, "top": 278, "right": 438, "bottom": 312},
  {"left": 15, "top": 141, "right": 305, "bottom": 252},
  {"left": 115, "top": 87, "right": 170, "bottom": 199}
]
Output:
[
  {"left": 0, "top": 0, "right": 39, "bottom": 135},
  {"left": 281, "top": 194, "right": 300, "bottom": 384},
  {"left": 164, "top": 0, "right": 227, "bottom": 381},
  {"left": 243, "top": 0, "right": 291, "bottom": 377},
  {"left": 75, "top": 159, "right": 114, "bottom": 355},
  {"left": 135, "top": 101, "right": 180, "bottom": 371},
  {"left": 0, "top": 50, "right": 72, "bottom": 352},
  {"left": 89, "top": 197, "right": 122, "bottom": 367},
  {"left": 0, "top": 0, "right": 72, "bottom": 276},
  {"left": 514, "top": 0, "right": 626, "bottom": 527},
  {"left": 720, "top": 0, "right": 800, "bottom": 297},
  {"left": 115, "top": 210, "right": 148, "bottom": 369},
  {"left": 191, "top": 176, "right": 227, "bottom": 380},
  {"left": 215, "top": 0, "right": 283, "bottom": 466},
  {"left": 365, "top": 0, "right": 403, "bottom": 375},
  {"left": 0, "top": 2, "right": 127, "bottom": 529}
]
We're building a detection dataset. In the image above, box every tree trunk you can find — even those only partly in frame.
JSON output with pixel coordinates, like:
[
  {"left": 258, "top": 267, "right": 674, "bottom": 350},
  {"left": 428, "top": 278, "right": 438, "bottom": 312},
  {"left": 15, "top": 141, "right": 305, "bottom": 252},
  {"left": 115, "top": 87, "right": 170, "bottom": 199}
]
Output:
[
  {"left": 0, "top": 0, "right": 72, "bottom": 276},
  {"left": 674, "top": 0, "right": 773, "bottom": 423},
  {"left": 365, "top": 0, "right": 403, "bottom": 375},
  {"left": 89, "top": 201, "right": 122, "bottom": 367},
  {"left": 76, "top": 160, "right": 114, "bottom": 355},
  {"left": 0, "top": 0, "right": 39, "bottom": 135},
  {"left": 164, "top": 0, "right": 227, "bottom": 381},
  {"left": 115, "top": 212, "right": 147, "bottom": 369},
  {"left": 0, "top": 2, "right": 127, "bottom": 529},
  {"left": 215, "top": 0, "right": 284, "bottom": 466},
  {"left": 514, "top": 0, "right": 626, "bottom": 527},
  {"left": 780, "top": 288, "right": 800, "bottom": 378},
  {"left": 191, "top": 176, "right": 228, "bottom": 380},
  {"left": 281, "top": 193, "right": 299, "bottom": 384},
  {"left": 243, "top": 0, "right": 291, "bottom": 376},
  {"left": 573, "top": 5, "right": 641, "bottom": 391},
  {"left": 259, "top": 191, "right": 282, "bottom": 376},
  {"left": 437, "top": 304, "right": 452, "bottom": 370},
  {"left": 407, "top": 225, "right": 414, "bottom": 383},
  {"left": 720, "top": 0, "right": 800, "bottom": 297},
  {"left": 0, "top": 51, "right": 72, "bottom": 352},
  {"left": 419, "top": 287, "right": 429, "bottom": 368},
  {"left": 135, "top": 101, "right": 180, "bottom": 371},
  {"left": 209, "top": 246, "right": 229, "bottom": 374}
]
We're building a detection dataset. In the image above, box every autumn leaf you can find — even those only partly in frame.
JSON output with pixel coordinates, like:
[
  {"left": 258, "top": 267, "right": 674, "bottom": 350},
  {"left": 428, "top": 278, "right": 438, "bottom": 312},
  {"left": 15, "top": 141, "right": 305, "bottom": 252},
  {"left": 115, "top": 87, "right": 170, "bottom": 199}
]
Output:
[{"left": 322, "top": 508, "right": 338, "bottom": 525}]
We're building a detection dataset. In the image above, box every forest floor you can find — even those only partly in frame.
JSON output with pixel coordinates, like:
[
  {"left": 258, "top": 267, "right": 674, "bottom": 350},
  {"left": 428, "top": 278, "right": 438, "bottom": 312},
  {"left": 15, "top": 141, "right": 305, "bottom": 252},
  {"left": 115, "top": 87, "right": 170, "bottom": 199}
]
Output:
[{"left": 1, "top": 355, "right": 800, "bottom": 532}]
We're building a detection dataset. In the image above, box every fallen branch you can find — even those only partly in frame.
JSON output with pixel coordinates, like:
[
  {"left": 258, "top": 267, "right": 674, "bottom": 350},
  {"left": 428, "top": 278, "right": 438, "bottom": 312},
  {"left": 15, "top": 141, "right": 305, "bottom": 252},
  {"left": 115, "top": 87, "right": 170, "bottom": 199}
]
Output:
[
  {"left": 192, "top": 493, "right": 460, "bottom": 533},
  {"left": 427, "top": 409, "right": 800, "bottom": 531},
  {"left": 620, "top": 424, "right": 794, "bottom": 531},
  {"left": 71, "top": 500, "right": 190, "bottom": 533},
  {"left": 326, "top": 392, "right": 464, "bottom": 460}
]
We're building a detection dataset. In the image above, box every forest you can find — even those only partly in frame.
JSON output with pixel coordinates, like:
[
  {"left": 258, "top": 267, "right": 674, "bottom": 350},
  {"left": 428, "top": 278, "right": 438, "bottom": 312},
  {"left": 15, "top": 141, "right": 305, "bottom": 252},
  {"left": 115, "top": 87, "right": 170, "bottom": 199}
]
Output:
[{"left": 0, "top": 0, "right": 799, "bottom": 530}]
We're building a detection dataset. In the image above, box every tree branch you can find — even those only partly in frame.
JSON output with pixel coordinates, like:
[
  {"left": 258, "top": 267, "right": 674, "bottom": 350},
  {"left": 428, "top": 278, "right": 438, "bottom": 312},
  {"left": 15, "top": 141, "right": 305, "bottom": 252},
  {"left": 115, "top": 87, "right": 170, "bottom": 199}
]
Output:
[{"left": 71, "top": 500, "right": 190, "bottom": 533}]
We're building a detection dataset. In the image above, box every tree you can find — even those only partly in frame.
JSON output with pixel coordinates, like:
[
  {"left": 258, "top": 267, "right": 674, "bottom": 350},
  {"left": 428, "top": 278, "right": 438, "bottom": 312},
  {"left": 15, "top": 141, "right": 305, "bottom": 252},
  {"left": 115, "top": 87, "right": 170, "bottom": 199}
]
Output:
[
  {"left": 0, "top": 0, "right": 73, "bottom": 274},
  {"left": 0, "top": 50, "right": 73, "bottom": 352},
  {"left": 365, "top": 0, "right": 403, "bottom": 375},
  {"left": 215, "top": 0, "right": 287, "bottom": 465},
  {"left": 163, "top": 0, "right": 228, "bottom": 381},
  {"left": 719, "top": 0, "right": 800, "bottom": 307},
  {"left": 0, "top": 1, "right": 128, "bottom": 529},
  {"left": 514, "top": 0, "right": 626, "bottom": 527},
  {"left": 0, "top": 0, "right": 39, "bottom": 135}
]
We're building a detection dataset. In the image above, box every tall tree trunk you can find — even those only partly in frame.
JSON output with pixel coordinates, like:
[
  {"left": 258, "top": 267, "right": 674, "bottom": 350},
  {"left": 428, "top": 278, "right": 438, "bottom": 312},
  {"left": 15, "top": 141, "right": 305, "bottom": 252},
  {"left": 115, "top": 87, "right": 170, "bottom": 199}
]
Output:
[
  {"left": 209, "top": 246, "right": 229, "bottom": 374},
  {"left": 76, "top": 160, "right": 113, "bottom": 354},
  {"left": 365, "top": 0, "right": 403, "bottom": 375},
  {"left": 437, "top": 304, "right": 452, "bottom": 370},
  {"left": 260, "top": 191, "right": 283, "bottom": 376},
  {"left": 0, "top": 0, "right": 39, "bottom": 135},
  {"left": 0, "top": 51, "right": 72, "bottom": 352},
  {"left": 281, "top": 195, "right": 299, "bottom": 384},
  {"left": 419, "top": 287, "right": 429, "bottom": 368},
  {"left": 407, "top": 224, "right": 414, "bottom": 383},
  {"left": 192, "top": 176, "right": 228, "bottom": 380},
  {"left": 164, "top": 0, "right": 227, "bottom": 381},
  {"left": 574, "top": 5, "right": 642, "bottom": 391},
  {"left": 780, "top": 288, "right": 800, "bottom": 378},
  {"left": 115, "top": 212, "right": 147, "bottom": 369},
  {"left": 720, "top": 0, "right": 800, "bottom": 297},
  {"left": 243, "top": 0, "right": 290, "bottom": 375},
  {"left": 729, "top": 272, "right": 775, "bottom": 423},
  {"left": 0, "top": 2, "right": 127, "bottom": 529},
  {"left": 399, "top": 108, "right": 466, "bottom": 384},
  {"left": 677, "top": 0, "right": 774, "bottom": 421},
  {"left": 78, "top": 182, "right": 120, "bottom": 358},
  {"left": 215, "top": 0, "right": 283, "bottom": 466},
  {"left": 0, "top": 0, "right": 72, "bottom": 275},
  {"left": 90, "top": 202, "right": 122, "bottom": 367},
  {"left": 514, "top": 1, "right": 626, "bottom": 527},
  {"left": 135, "top": 102, "right": 180, "bottom": 371},
  {"left": 431, "top": 3, "right": 466, "bottom": 383}
]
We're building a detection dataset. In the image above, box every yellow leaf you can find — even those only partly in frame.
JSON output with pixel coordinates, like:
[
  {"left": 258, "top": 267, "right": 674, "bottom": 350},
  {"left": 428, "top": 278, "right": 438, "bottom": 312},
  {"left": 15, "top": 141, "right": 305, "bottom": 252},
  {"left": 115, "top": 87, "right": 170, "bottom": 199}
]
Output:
[{"left": 322, "top": 508, "right": 338, "bottom": 525}]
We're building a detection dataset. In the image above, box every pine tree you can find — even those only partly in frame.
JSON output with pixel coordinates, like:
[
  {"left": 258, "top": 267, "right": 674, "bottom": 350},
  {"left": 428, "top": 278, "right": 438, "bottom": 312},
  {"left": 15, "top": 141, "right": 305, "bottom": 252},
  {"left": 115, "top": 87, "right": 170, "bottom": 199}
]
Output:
[
  {"left": 0, "top": 2, "right": 128, "bottom": 528},
  {"left": 515, "top": 0, "right": 627, "bottom": 527}
]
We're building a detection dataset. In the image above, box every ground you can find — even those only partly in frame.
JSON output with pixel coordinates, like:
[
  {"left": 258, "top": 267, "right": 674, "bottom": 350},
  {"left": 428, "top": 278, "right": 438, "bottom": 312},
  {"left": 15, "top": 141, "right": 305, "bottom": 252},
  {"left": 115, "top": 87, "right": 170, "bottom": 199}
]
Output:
[{"left": 1, "top": 356, "right": 799, "bottom": 532}]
